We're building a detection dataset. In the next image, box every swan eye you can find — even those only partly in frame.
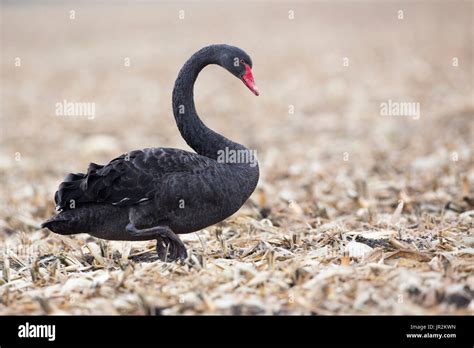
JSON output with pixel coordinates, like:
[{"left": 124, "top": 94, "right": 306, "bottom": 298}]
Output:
[{"left": 240, "top": 59, "right": 246, "bottom": 65}]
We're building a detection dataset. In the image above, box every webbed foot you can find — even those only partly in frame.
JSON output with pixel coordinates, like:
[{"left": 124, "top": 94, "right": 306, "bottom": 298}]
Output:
[{"left": 126, "top": 223, "right": 188, "bottom": 262}]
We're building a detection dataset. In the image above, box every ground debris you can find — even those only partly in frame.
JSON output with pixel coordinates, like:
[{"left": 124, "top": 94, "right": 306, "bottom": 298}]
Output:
[{"left": 0, "top": 2, "right": 472, "bottom": 315}]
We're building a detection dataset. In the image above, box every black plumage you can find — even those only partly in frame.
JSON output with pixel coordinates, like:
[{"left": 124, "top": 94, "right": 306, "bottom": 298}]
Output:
[{"left": 42, "top": 44, "right": 260, "bottom": 261}]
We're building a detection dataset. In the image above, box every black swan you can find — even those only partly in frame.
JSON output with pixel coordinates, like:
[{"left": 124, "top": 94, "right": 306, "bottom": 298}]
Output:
[{"left": 42, "top": 44, "right": 260, "bottom": 261}]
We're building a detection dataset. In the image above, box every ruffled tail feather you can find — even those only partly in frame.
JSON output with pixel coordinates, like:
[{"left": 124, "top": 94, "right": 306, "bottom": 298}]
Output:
[{"left": 55, "top": 163, "right": 104, "bottom": 211}]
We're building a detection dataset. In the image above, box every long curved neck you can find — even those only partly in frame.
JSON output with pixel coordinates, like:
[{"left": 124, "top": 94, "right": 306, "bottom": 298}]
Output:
[{"left": 172, "top": 46, "right": 247, "bottom": 160}]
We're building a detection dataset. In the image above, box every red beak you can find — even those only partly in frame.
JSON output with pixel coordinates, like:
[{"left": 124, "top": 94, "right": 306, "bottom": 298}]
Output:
[{"left": 241, "top": 64, "right": 260, "bottom": 96}]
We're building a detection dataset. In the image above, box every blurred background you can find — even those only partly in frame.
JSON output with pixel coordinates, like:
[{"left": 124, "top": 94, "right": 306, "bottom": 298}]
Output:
[{"left": 0, "top": 1, "right": 472, "bottom": 314}]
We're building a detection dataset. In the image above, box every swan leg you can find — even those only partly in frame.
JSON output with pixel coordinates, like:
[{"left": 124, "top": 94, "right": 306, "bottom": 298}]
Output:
[{"left": 126, "top": 223, "right": 187, "bottom": 262}]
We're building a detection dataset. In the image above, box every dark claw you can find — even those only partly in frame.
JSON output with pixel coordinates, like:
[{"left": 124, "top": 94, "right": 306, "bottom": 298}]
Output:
[
  {"left": 156, "top": 237, "right": 187, "bottom": 262},
  {"left": 173, "top": 239, "right": 188, "bottom": 260},
  {"left": 125, "top": 223, "right": 186, "bottom": 262},
  {"left": 177, "top": 244, "right": 188, "bottom": 260}
]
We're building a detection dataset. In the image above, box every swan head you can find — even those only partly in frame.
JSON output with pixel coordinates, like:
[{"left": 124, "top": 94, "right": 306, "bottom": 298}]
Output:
[{"left": 216, "top": 44, "right": 260, "bottom": 96}]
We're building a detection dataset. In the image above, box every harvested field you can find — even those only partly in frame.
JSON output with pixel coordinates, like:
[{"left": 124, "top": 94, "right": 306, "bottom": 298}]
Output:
[{"left": 0, "top": 1, "right": 473, "bottom": 314}]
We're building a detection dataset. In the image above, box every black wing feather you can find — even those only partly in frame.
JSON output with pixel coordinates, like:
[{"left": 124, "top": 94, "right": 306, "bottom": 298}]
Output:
[{"left": 55, "top": 147, "right": 210, "bottom": 211}]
